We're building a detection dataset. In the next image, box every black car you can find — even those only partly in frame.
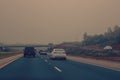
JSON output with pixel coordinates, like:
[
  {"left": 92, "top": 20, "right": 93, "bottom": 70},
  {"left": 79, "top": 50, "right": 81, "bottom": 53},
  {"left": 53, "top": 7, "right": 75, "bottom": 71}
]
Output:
[{"left": 24, "top": 46, "right": 36, "bottom": 57}]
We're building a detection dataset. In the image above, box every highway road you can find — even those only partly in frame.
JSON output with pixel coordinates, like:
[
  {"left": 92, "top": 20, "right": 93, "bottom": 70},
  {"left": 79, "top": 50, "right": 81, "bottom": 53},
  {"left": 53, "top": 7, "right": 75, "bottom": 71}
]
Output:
[{"left": 0, "top": 54, "right": 120, "bottom": 80}]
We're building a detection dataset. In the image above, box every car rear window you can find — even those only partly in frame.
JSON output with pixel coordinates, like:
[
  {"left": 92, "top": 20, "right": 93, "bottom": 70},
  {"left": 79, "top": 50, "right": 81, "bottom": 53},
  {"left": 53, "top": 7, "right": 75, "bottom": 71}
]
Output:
[{"left": 53, "top": 49, "right": 65, "bottom": 52}]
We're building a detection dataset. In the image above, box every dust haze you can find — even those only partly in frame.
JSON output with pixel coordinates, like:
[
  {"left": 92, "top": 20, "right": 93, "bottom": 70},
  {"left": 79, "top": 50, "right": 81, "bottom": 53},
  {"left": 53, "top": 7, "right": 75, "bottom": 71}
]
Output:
[{"left": 0, "top": 0, "right": 120, "bottom": 44}]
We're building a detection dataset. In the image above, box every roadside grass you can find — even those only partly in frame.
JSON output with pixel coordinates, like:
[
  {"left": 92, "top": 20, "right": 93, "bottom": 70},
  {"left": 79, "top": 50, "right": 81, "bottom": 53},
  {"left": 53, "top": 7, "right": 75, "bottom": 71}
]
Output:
[{"left": 0, "top": 52, "right": 22, "bottom": 59}]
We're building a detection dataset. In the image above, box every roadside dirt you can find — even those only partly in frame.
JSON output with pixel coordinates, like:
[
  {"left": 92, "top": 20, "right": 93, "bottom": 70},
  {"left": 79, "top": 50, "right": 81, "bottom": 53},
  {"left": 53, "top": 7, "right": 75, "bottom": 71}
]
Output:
[
  {"left": 0, "top": 54, "right": 23, "bottom": 69},
  {"left": 67, "top": 56, "right": 120, "bottom": 71}
]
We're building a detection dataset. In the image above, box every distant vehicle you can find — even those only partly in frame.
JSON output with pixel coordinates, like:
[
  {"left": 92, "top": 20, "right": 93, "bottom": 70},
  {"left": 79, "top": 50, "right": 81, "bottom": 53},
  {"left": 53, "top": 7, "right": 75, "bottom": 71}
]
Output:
[
  {"left": 50, "top": 48, "right": 67, "bottom": 60},
  {"left": 24, "top": 46, "right": 36, "bottom": 57},
  {"left": 104, "top": 46, "right": 112, "bottom": 50},
  {"left": 39, "top": 50, "right": 47, "bottom": 55}
]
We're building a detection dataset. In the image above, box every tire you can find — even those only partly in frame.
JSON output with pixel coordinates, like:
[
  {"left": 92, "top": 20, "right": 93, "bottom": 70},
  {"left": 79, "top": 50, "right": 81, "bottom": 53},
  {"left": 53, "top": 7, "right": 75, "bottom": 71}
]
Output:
[
  {"left": 50, "top": 57, "right": 55, "bottom": 60},
  {"left": 33, "top": 55, "right": 35, "bottom": 58},
  {"left": 24, "top": 55, "right": 26, "bottom": 57},
  {"left": 63, "top": 58, "right": 66, "bottom": 60}
]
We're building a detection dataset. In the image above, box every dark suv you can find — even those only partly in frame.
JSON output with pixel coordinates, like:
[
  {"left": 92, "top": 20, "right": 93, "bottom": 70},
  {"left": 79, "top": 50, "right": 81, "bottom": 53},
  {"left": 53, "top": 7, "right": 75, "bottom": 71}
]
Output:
[{"left": 24, "top": 46, "right": 36, "bottom": 57}]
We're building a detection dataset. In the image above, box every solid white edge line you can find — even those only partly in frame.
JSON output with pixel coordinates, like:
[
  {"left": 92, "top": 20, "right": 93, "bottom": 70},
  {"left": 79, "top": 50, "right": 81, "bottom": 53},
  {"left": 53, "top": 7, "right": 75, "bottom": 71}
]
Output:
[{"left": 54, "top": 66, "right": 62, "bottom": 72}]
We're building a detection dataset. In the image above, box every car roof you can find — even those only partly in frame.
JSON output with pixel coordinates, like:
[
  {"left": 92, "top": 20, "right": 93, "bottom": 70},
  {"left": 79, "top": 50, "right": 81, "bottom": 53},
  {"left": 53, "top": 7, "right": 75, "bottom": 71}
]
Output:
[{"left": 24, "top": 46, "right": 35, "bottom": 50}]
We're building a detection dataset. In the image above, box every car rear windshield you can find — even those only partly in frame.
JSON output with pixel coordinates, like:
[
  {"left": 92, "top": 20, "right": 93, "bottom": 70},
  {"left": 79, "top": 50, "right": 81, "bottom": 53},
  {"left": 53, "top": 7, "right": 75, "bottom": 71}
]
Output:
[{"left": 54, "top": 49, "right": 65, "bottom": 52}]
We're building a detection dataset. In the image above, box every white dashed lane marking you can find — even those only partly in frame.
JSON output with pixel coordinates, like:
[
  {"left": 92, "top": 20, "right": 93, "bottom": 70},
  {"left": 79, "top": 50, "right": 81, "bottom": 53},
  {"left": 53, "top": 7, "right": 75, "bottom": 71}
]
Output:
[
  {"left": 45, "top": 60, "right": 48, "bottom": 62},
  {"left": 54, "top": 66, "right": 62, "bottom": 72}
]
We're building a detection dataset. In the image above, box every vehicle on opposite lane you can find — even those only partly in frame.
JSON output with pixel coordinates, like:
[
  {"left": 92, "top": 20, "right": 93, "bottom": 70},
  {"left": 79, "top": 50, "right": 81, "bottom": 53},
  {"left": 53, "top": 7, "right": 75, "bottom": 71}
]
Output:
[{"left": 49, "top": 48, "right": 67, "bottom": 60}]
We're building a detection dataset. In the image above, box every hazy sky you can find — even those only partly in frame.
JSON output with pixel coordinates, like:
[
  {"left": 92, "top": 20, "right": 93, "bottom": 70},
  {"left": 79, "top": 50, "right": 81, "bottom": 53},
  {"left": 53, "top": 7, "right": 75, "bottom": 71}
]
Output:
[{"left": 0, "top": 0, "right": 120, "bottom": 44}]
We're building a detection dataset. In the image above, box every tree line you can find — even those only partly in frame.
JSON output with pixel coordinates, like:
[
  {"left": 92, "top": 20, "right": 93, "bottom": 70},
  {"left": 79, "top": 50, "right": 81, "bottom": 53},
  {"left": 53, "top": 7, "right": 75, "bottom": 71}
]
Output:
[{"left": 82, "top": 25, "right": 120, "bottom": 46}]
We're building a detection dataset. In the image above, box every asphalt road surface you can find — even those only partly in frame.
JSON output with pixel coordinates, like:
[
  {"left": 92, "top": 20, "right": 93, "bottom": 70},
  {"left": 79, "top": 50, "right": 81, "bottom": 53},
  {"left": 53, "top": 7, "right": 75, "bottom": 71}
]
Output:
[{"left": 0, "top": 54, "right": 120, "bottom": 80}]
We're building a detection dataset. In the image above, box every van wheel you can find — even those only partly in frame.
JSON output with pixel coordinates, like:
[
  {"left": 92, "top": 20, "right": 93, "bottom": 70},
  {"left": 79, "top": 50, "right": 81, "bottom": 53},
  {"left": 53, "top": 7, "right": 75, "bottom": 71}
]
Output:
[
  {"left": 50, "top": 58, "right": 55, "bottom": 60},
  {"left": 33, "top": 55, "right": 35, "bottom": 57},
  {"left": 24, "top": 55, "right": 26, "bottom": 57}
]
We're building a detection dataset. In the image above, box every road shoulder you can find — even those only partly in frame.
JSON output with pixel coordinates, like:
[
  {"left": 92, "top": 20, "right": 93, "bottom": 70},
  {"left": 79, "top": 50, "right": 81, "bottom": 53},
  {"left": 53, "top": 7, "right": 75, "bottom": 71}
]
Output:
[
  {"left": 67, "top": 55, "right": 120, "bottom": 71},
  {"left": 0, "top": 54, "right": 23, "bottom": 69}
]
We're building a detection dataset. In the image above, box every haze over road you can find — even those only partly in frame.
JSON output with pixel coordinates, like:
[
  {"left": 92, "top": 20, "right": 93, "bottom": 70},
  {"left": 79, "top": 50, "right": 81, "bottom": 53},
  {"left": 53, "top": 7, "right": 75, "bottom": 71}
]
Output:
[
  {"left": 0, "top": 54, "right": 120, "bottom": 80},
  {"left": 0, "top": 0, "right": 120, "bottom": 44}
]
